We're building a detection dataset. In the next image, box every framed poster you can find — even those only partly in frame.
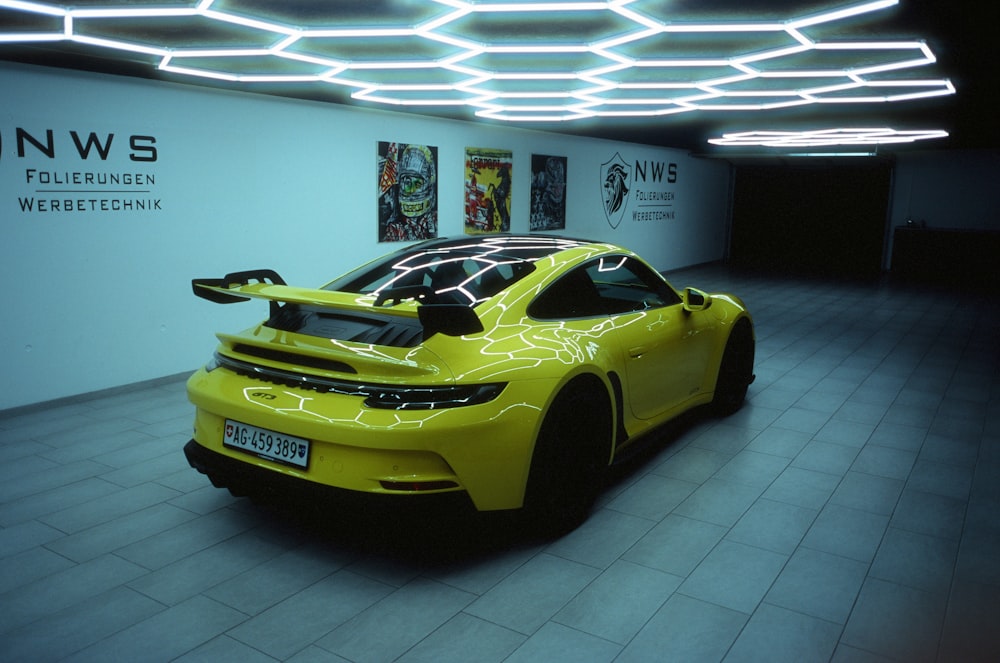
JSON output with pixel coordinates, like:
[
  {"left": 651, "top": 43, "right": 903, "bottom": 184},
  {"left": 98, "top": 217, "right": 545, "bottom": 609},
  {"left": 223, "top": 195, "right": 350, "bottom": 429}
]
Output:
[
  {"left": 529, "top": 154, "right": 567, "bottom": 231},
  {"left": 464, "top": 147, "right": 512, "bottom": 234},
  {"left": 377, "top": 141, "right": 438, "bottom": 242}
]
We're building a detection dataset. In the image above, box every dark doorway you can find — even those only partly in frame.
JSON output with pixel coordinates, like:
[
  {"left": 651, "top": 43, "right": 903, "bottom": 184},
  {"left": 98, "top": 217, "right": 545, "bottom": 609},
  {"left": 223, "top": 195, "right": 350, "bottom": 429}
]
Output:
[{"left": 729, "top": 162, "right": 891, "bottom": 280}]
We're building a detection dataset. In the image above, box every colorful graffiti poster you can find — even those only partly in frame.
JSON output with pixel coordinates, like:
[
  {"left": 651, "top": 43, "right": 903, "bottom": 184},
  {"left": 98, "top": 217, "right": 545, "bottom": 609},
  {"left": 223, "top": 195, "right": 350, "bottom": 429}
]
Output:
[
  {"left": 529, "top": 154, "right": 567, "bottom": 231},
  {"left": 464, "top": 147, "right": 512, "bottom": 234},
  {"left": 377, "top": 141, "right": 438, "bottom": 242}
]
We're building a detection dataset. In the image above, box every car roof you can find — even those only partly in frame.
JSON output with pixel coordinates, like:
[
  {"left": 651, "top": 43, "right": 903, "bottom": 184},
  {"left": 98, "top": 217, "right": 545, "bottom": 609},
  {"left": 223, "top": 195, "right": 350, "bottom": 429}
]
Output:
[
  {"left": 405, "top": 234, "right": 601, "bottom": 260},
  {"left": 322, "top": 234, "right": 624, "bottom": 308}
]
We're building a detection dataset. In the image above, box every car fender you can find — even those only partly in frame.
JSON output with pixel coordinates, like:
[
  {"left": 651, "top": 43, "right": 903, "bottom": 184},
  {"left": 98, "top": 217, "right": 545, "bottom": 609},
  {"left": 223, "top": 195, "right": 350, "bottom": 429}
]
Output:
[{"left": 526, "top": 365, "right": 619, "bottom": 464}]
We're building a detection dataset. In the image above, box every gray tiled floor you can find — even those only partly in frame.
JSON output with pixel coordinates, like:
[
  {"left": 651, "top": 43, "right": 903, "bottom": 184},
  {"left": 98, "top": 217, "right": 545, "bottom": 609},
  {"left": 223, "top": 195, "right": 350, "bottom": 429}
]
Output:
[{"left": 2, "top": 266, "right": 998, "bottom": 662}]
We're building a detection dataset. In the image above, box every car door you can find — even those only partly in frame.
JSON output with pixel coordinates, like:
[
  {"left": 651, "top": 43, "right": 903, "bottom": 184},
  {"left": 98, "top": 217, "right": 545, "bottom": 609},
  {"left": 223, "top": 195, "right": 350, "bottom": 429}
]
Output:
[{"left": 583, "top": 257, "right": 716, "bottom": 420}]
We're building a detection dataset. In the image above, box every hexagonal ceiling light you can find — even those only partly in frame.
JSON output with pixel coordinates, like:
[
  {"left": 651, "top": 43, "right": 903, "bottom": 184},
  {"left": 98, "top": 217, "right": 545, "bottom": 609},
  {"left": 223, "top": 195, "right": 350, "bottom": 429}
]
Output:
[{"left": 0, "top": 0, "right": 954, "bottom": 147}]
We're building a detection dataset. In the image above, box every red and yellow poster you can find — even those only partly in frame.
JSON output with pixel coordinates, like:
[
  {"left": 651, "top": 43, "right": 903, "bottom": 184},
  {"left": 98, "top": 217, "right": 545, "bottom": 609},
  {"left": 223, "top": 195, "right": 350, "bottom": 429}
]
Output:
[{"left": 464, "top": 147, "right": 512, "bottom": 234}]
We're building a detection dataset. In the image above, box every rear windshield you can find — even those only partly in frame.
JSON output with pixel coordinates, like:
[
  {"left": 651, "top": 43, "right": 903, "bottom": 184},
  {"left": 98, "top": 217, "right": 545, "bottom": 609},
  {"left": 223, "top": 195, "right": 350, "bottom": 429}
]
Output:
[{"left": 324, "top": 236, "right": 587, "bottom": 306}]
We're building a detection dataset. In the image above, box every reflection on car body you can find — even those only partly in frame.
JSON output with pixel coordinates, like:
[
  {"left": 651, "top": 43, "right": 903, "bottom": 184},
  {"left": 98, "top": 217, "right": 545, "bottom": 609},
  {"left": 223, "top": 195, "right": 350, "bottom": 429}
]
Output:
[{"left": 184, "top": 235, "right": 755, "bottom": 534}]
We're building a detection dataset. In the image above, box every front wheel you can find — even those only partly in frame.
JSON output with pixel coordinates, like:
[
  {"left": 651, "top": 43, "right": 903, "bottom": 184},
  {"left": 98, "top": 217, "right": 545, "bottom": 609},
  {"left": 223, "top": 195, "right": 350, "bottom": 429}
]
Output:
[
  {"left": 712, "top": 319, "right": 755, "bottom": 416},
  {"left": 522, "top": 378, "right": 613, "bottom": 536}
]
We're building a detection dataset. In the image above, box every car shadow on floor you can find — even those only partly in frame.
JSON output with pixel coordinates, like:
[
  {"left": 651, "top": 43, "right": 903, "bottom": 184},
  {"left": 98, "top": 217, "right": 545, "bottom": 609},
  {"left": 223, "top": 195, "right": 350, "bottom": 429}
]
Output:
[
  {"left": 240, "top": 486, "right": 536, "bottom": 566},
  {"left": 234, "top": 407, "right": 710, "bottom": 566}
]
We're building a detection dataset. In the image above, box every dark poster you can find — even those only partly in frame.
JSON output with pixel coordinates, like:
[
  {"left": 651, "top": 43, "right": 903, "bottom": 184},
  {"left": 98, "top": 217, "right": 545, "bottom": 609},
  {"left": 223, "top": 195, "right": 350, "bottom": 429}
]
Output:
[{"left": 529, "top": 154, "right": 567, "bottom": 231}]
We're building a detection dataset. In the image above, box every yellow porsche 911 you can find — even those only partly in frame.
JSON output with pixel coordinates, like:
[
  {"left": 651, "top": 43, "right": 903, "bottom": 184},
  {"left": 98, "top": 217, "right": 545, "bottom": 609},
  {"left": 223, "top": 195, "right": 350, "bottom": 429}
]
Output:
[{"left": 184, "top": 235, "right": 754, "bottom": 532}]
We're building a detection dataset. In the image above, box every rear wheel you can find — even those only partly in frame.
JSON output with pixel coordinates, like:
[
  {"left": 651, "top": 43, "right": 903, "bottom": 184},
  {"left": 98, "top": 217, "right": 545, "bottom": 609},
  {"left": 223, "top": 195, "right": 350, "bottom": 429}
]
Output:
[
  {"left": 522, "top": 377, "right": 613, "bottom": 536},
  {"left": 712, "top": 318, "right": 755, "bottom": 416}
]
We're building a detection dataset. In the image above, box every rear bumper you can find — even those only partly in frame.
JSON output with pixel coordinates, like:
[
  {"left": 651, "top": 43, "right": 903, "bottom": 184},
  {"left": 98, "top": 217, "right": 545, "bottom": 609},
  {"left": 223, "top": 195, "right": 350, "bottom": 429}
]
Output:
[
  {"left": 184, "top": 438, "right": 477, "bottom": 514},
  {"left": 186, "top": 366, "right": 554, "bottom": 510}
]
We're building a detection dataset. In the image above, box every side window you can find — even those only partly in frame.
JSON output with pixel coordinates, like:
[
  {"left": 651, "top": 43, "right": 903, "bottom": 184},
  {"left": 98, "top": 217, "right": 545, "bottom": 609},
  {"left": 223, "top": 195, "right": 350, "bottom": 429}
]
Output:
[
  {"left": 527, "top": 266, "right": 605, "bottom": 319},
  {"left": 528, "top": 256, "right": 680, "bottom": 320},
  {"left": 586, "top": 256, "right": 680, "bottom": 314}
]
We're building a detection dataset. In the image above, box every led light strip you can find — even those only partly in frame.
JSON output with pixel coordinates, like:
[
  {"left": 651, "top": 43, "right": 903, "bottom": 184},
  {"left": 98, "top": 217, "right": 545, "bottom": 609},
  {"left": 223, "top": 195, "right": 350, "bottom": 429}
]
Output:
[
  {"left": 0, "top": 0, "right": 954, "bottom": 124},
  {"left": 708, "top": 128, "right": 950, "bottom": 147}
]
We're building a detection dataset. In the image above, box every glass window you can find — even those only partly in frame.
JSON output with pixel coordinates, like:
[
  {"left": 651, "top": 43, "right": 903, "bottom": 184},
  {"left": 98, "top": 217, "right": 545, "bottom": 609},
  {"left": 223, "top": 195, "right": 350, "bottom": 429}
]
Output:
[
  {"left": 585, "top": 256, "right": 679, "bottom": 313},
  {"left": 529, "top": 256, "right": 679, "bottom": 320},
  {"left": 528, "top": 266, "right": 605, "bottom": 319},
  {"left": 321, "top": 236, "right": 587, "bottom": 306}
]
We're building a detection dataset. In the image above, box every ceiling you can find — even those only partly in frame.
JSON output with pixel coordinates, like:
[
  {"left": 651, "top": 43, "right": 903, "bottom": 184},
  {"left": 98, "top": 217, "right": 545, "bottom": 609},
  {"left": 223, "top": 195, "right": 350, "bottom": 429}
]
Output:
[{"left": 1, "top": 0, "right": 994, "bottom": 158}]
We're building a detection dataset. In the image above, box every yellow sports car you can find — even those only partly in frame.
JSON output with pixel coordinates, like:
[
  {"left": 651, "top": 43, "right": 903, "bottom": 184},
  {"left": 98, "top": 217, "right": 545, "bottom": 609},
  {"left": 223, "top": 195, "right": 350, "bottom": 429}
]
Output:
[{"left": 184, "top": 235, "right": 754, "bottom": 532}]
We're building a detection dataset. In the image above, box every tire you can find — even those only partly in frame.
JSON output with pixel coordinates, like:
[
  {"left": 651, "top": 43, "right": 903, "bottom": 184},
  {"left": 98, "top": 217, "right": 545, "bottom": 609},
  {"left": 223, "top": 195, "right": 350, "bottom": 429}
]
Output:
[
  {"left": 712, "top": 318, "right": 755, "bottom": 416},
  {"left": 522, "top": 377, "right": 613, "bottom": 536}
]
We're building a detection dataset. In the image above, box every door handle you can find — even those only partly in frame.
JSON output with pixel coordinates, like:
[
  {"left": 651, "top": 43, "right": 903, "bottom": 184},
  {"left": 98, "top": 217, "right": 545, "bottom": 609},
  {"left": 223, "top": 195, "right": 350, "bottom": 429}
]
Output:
[{"left": 628, "top": 346, "right": 648, "bottom": 358}]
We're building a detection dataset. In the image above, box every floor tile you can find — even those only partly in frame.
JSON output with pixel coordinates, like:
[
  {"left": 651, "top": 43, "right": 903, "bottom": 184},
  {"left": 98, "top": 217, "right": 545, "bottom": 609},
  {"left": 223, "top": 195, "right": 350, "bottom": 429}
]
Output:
[
  {"left": 890, "top": 488, "right": 966, "bottom": 540},
  {"left": 791, "top": 440, "right": 860, "bottom": 477},
  {"left": 673, "top": 478, "right": 764, "bottom": 527},
  {"left": 0, "top": 460, "right": 113, "bottom": 504},
  {"left": 127, "top": 529, "right": 289, "bottom": 605},
  {"left": 622, "top": 513, "right": 727, "bottom": 577},
  {"left": 0, "top": 586, "right": 164, "bottom": 662},
  {"left": 395, "top": 613, "right": 524, "bottom": 663},
  {"left": 841, "top": 578, "right": 947, "bottom": 663},
  {"left": 745, "top": 427, "right": 811, "bottom": 459},
  {"left": 0, "top": 477, "right": 122, "bottom": 528},
  {"left": 851, "top": 444, "right": 917, "bottom": 481},
  {"left": 603, "top": 473, "right": 698, "bottom": 522},
  {"left": 653, "top": 445, "right": 731, "bottom": 483},
  {"left": 796, "top": 389, "right": 849, "bottom": 415},
  {"left": 829, "top": 471, "right": 903, "bottom": 516},
  {"left": 119, "top": 507, "right": 276, "bottom": 569},
  {"left": 0, "top": 546, "right": 75, "bottom": 594},
  {"left": 554, "top": 560, "right": 680, "bottom": 645},
  {"left": 867, "top": 421, "right": 927, "bottom": 453},
  {"left": 174, "top": 635, "right": 281, "bottom": 663},
  {"left": 544, "top": 508, "right": 653, "bottom": 569},
  {"left": 814, "top": 418, "right": 876, "bottom": 448},
  {"left": 463, "top": 553, "right": 599, "bottom": 635},
  {"left": 43, "top": 502, "right": 198, "bottom": 563},
  {"left": 723, "top": 403, "right": 783, "bottom": 431},
  {"left": 906, "top": 459, "right": 973, "bottom": 500},
  {"left": 2, "top": 554, "right": 149, "bottom": 634},
  {"left": 678, "top": 540, "right": 788, "bottom": 614},
  {"left": 773, "top": 407, "right": 832, "bottom": 435},
  {"left": 937, "top": 579, "right": 1000, "bottom": 662},
  {"left": 39, "top": 482, "right": 183, "bottom": 534},
  {"left": 726, "top": 498, "right": 817, "bottom": 554},
  {"left": 505, "top": 621, "right": 621, "bottom": 663},
  {"left": 227, "top": 571, "right": 394, "bottom": 660},
  {"left": 919, "top": 433, "right": 980, "bottom": 468},
  {"left": 724, "top": 603, "right": 841, "bottom": 663},
  {"left": 801, "top": 503, "right": 889, "bottom": 563},
  {"left": 713, "top": 450, "right": 790, "bottom": 490},
  {"left": 868, "top": 527, "right": 958, "bottom": 595},
  {"left": 0, "top": 519, "right": 64, "bottom": 558},
  {"left": 765, "top": 546, "right": 868, "bottom": 624},
  {"left": 690, "top": 422, "right": 760, "bottom": 455},
  {"left": 66, "top": 595, "right": 246, "bottom": 662},
  {"left": 317, "top": 578, "right": 475, "bottom": 662},
  {"left": 2, "top": 266, "right": 996, "bottom": 663},
  {"left": 206, "top": 543, "right": 352, "bottom": 615},
  {"left": 616, "top": 594, "right": 747, "bottom": 663}
]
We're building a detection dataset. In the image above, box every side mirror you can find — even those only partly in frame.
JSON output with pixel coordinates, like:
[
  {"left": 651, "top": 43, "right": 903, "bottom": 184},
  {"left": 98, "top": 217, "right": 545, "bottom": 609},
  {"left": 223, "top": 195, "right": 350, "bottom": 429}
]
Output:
[{"left": 683, "top": 287, "right": 712, "bottom": 312}]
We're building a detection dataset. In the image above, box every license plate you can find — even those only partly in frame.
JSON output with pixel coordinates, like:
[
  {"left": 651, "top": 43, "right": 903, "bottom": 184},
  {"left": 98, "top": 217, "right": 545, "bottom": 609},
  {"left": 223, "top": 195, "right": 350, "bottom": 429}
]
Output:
[{"left": 223, "top": 420, "right": 310, "bottom": 469}]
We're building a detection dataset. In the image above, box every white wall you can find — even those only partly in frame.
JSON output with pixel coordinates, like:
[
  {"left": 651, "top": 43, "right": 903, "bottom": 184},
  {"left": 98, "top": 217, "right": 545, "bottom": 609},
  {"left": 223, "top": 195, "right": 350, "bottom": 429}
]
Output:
[{"left": 1, "top": 61, "right": 731, "bottom": 410}]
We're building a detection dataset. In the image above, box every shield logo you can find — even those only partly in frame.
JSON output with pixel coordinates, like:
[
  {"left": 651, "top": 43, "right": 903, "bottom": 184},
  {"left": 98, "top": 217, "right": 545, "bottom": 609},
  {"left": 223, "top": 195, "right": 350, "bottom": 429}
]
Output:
[{"left": 600, "top": 153, "right": 631, "bottom": 229}]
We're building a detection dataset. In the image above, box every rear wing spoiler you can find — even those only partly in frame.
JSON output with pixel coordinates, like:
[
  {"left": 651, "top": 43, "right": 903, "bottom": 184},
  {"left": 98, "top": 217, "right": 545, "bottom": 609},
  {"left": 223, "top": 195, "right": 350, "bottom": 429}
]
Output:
[
  {"left": 192, "top": 270, "right": 287, "bottom": 317},
  {"left": 192, "top": 269, "right": 483, "bottom": 338}
]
